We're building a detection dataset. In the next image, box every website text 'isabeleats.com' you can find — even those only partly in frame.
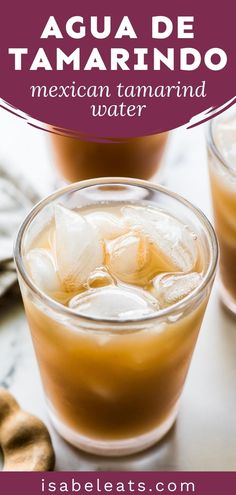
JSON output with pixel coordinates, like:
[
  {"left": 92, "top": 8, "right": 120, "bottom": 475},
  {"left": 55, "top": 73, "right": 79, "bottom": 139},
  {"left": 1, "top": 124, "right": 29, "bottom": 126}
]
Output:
[{"left": 41, "top": 477, "right": 196, "bottom": 495}]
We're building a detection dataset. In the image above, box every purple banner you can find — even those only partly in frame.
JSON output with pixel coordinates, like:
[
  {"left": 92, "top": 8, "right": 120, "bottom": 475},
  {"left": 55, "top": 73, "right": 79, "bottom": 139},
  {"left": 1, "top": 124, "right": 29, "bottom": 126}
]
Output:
[
  {"left": 0, "top": 0, "right": 235, "bottom": 138},
  {"left": 0, "top": 472, "right": 236, "bottom": 495}
]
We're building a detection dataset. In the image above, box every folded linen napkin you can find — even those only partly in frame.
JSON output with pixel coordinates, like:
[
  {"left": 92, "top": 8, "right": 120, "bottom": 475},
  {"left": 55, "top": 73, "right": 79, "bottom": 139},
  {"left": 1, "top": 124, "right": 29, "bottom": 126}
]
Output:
[{"left": 0, "top": 166, "right": 41, "bottom": 298}]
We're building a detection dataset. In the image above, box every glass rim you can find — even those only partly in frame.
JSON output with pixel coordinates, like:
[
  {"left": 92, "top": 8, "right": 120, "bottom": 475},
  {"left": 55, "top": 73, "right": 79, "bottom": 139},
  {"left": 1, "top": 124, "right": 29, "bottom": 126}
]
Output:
[
  {"left": 14, "top": 177, "right": 218, "bottom": 326},
  {"left": 207, "top": 116, "right": 236, "bottom": 178}
]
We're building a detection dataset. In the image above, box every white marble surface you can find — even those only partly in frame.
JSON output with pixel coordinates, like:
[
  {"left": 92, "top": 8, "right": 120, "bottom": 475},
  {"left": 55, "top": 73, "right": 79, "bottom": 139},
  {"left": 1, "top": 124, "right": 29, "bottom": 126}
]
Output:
[{"left": 0, "top": 108, "right": 236, "bottom": 471}]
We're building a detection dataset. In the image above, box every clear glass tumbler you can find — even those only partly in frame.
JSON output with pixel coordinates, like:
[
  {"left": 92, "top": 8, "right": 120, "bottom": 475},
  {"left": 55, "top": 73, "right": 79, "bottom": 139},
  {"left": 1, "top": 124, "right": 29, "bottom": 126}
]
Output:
[
  {"left": 208, "top": 109, "right": 236, "bottom": 314},
  {"left": 14, "top": 178, "right": 217, "bottom": 456}
]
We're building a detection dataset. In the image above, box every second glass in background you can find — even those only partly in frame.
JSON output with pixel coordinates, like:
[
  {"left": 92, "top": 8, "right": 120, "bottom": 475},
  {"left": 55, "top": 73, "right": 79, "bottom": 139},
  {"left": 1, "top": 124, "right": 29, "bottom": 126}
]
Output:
[
  {"left": 208, "top": 108, "right": 236, "bottom": 314},
  {"left": 50, "top": 133, "right": 168, "bottom": 182}
]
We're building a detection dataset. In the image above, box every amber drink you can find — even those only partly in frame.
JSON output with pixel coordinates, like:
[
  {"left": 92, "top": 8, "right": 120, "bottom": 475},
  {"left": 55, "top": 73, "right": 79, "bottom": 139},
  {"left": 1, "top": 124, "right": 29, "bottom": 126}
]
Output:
[
  {"left": 15, "top": 179, "right": 217, "bottom": 456},
  {"left": 50, "top": 133, "right": 168, "bottom": 182},
  {"left": 208, "top": 110, "right": 236, "bottom": 313}
]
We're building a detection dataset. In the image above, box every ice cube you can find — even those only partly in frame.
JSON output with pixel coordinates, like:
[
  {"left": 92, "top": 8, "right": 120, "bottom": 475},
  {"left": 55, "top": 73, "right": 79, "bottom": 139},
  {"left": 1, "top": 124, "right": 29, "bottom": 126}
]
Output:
[
  {"left": 106, "top": 233, "right": 149, "bottom": 281},
  {"left": 87, "top": 268, "right": 114, "bottom": 289},
  {"left": 122, "top": 205, "right": 197, "bottom": 272},
  {"left": 69, "top": 285, "right": 158, "bottom": 319},
  {"left": 86, "top": 211, "right": 127, "bottom": 240},
  {"left": 152, "top": 272, "right": 202, "bottom": 307},
  {"left": 26, "top": 248, "right": 60, "bottom": 293},
  {"left": 55, "top": 205, "right": 104, "bottom": 291},
  {"left": 48, "top": 228, "right": 56, "bottom": 259}
]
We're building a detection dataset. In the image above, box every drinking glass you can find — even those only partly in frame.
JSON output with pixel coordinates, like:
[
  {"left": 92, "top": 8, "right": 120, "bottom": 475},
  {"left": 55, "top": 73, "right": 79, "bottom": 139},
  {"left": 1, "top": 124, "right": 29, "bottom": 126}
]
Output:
[
  {"left": 50, "top": 133, "right": 168, "bottom": 182},
  {"left": 14, "top": 178, "right": 217, "bottom": 456},
  {"left": 208, "top": 109, "right": 236, "bottom": 313}
]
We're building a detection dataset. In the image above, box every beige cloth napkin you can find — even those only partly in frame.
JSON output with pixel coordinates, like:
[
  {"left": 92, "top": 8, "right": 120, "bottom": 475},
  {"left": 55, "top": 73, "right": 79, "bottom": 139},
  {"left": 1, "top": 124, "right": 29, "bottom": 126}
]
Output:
[{"left": 0, "top": 166, "right": 41, "bottom": 298}]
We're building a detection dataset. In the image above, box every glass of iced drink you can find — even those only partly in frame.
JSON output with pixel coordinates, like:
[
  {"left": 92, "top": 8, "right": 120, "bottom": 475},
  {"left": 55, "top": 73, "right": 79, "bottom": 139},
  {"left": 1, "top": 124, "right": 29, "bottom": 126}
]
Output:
[
  {"left": 50, "top": 133, "right": 168, "bottom": 182},
  {"left": 14, "top": 178, "right": 217, "bottom": 456},
  {"left": 208, "top": 108, "right": 236, "bottom": 313}
]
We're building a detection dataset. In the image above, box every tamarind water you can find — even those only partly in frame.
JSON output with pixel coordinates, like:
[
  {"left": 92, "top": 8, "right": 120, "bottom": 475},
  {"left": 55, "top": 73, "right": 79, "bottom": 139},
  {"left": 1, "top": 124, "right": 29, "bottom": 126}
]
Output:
[
  {"left": 50, "top": 133, "right": 168, "bottom": 182},
  {"left": 19, "top": 193, "right": 215, "bottom": 456},
  {"left": 208, "top": 113, "right": 236, "bottom": 313}
]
